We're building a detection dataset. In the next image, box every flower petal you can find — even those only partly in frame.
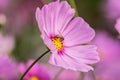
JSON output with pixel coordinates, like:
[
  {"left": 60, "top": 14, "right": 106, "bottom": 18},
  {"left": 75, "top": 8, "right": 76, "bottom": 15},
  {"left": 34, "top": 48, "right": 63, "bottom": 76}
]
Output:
[
  {"left": 49, "top": 53, "right": 68, "bottom": 68},
  {"left": 62, "top": 17, "right": 95, "bottom": 46},
  {"left": 61, "top": 54, "right": 94, "bottom": 72},
  {"left": 49, "top": 45, "right": 99, "bottom": 72},
  {"left": 53, "top": 1, "right": 75, "bottom": 34},
  {"left": 36, "top": 1, "right": 75, "bottom": 37},
  {"left": 36, "top": 7, "right": 43, "bottom": 33},
  {"left": 49, "top": 52, "right": 94, "bottom": 72},
  {"left": 64, "top": 45, "right": 100, "bottom": 64},
  {"left": 41, "top": 33, "right": 57, "bottom": 53}
]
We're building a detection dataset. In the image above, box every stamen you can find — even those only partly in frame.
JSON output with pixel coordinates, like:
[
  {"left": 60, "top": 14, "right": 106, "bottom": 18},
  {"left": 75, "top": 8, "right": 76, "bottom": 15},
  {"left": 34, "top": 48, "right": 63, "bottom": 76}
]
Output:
[{"left": 51, "top": 35, "right": 64, "bottom": 52}]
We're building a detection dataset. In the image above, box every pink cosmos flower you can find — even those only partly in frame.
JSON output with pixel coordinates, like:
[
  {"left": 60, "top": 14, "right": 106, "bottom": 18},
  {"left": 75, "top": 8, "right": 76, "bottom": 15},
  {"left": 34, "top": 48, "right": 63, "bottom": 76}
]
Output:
[
  {"left": 96, "top": 62, "right": 120, "bottom": 80},
  {"left": 19, "top": 61, "right": 51, "bottom": 80},
  {"left": 94, "top": 58, "right": 120, "bottom": 80},
  {"left": 93, "top": 31, "right": 120, "bottom": 64},
  {"left": 36, "top": 0, "right": 99, "bottom": 72},
  {"left": 92, "top": 31, "right": 120, "bottom": 80},
  {"left": 115, "top": 18, "right": 120, "bottom": 34},
  {"left": 0, "top": 55, "right": 19, "bottom": 80}
]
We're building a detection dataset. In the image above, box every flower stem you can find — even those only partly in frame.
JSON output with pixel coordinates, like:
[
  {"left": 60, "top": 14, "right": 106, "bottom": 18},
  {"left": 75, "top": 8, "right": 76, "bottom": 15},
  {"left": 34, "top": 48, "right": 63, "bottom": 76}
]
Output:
[
  {"left": 80, "top": 72, "right": 84, "bottom": 80},
  {"left": 90, "top": 70, "right": 96, "bottom": 80},
  {"left": 19, "top": 49, "right": 50, "bottom": 80},
  {"left": 67, "top": 0, "right": 79, "bottom": 16}
]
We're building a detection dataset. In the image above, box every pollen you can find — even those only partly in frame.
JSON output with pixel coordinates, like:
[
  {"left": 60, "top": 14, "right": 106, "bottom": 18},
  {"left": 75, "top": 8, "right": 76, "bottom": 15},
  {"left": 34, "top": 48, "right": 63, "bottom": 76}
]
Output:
[
  {"left": 30, "top": 76, "right": 39, "bottom": 80},
  {"left": 51, "top": 35, "right": 64, "bottom": 52}
]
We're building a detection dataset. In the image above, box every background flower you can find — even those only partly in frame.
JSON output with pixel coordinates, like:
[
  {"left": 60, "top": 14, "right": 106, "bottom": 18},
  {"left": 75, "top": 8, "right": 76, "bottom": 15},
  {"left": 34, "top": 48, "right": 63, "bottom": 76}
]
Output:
[
  {"left": 19, "top": 60, "right": 51, "bottom": 80},
  {"left": 0, "top": 55, "right": 19, "bottom": 80},
  {"left": 93, "top": 31, "right": 120, "bottom": 64},
  {"left": 92, "top": 31, "right": 120, "bottom": 80}
]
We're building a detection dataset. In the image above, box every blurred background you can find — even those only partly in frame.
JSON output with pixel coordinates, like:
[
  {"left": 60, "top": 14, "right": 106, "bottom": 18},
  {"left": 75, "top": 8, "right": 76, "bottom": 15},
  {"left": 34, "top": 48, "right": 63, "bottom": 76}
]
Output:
[{"left": 0, "top": 0, "right": 120, "bottom": 80}]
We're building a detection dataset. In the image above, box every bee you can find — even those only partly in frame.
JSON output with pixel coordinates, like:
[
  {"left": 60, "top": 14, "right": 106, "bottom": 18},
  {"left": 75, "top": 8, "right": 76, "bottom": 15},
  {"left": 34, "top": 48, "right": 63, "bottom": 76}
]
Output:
[{"left": 54, "top": 35, "right": 64, "bottom": 42}]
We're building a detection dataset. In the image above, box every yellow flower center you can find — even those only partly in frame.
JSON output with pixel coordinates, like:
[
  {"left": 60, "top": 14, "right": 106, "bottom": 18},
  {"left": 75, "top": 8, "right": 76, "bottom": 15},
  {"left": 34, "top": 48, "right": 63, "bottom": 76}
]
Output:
[
  {"left": 51, "top": 35, "right": 64, "bottom": 52},
  {"left": 30, "top": 76, "right": 39, "bottom": 80}
]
